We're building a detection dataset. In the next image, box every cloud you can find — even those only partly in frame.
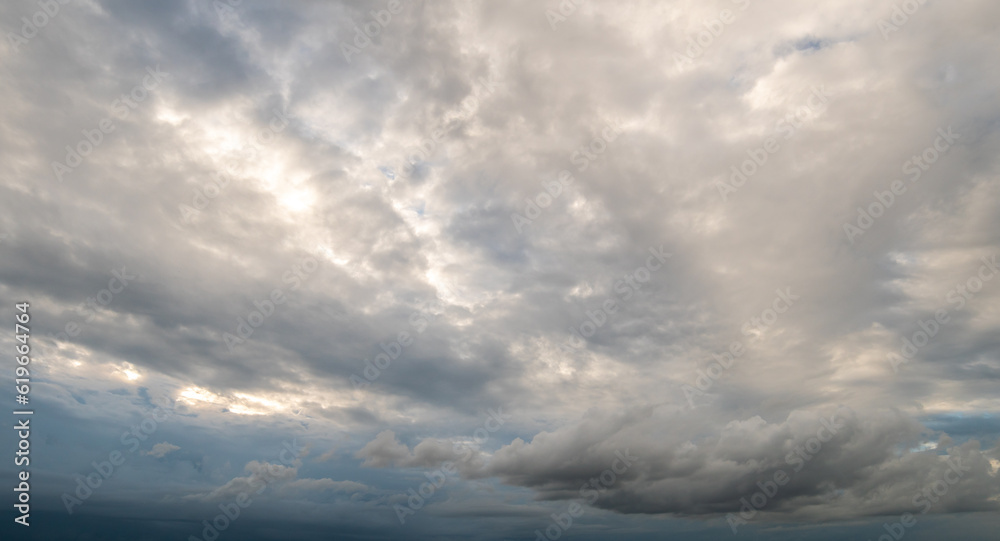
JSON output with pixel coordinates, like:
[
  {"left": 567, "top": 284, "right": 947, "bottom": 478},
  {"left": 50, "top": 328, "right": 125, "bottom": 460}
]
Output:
[
  {"left": 2, "top": 0, "right": 1000, "bottom": 538},
  {"left": 186, "top": 460, "right": 299, "bottom": 502},
  {"left": 145, "top": 442, "right": 181, "bottom": 458},
  {"left": 476, "top": 406, "right": 1000, "bottom": 519},
  {"left": 356, "top": 429, "right": 480, "bottom": 469}
]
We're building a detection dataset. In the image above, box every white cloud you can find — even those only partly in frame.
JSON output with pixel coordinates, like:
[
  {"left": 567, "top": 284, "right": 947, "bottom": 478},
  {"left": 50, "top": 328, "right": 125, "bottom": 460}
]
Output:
[{"left": 145, "top": 442, "right": 181, "bottom": 458}]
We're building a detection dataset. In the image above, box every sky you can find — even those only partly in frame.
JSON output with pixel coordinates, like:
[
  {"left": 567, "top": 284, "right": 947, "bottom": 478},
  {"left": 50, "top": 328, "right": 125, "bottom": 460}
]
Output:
[{"left": 1, "top": 0, "right": 1000, "bottom": 540}]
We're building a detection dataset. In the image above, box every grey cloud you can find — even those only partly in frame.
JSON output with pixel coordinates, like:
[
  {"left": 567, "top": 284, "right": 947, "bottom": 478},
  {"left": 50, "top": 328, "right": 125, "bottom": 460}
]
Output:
[
  {"left": 2, "top": 0, "right": 1000, "bottom": 538},
  {"left": 475, "top": 407, "right": 1000, "bottom": 519}
]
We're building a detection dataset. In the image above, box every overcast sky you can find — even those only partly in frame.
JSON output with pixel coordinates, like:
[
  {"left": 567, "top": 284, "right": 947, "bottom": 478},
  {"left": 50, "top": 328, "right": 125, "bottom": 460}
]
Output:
[{"left": 2, "top": 1, "right": 1000, "bottom": 540}]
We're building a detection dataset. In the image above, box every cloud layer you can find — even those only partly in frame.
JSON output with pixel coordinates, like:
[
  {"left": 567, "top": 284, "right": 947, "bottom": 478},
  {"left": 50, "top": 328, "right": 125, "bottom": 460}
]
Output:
[{"left": 1, "top": 0, "right": 999, "bottom": 539}]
